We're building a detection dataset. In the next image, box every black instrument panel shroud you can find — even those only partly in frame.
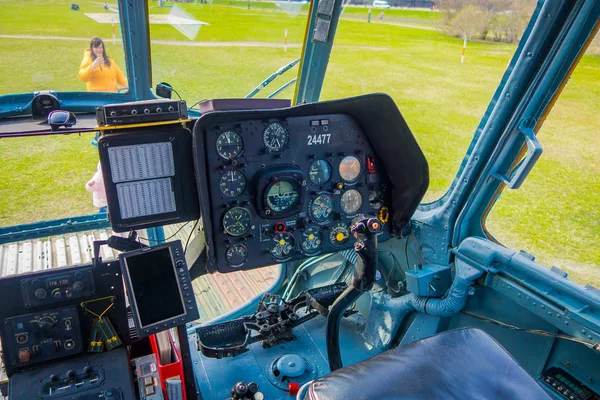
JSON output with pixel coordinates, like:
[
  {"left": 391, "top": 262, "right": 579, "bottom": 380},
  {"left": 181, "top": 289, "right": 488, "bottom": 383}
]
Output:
[{"left": 193, "top": 94, "right": 429, "bottom": 273}]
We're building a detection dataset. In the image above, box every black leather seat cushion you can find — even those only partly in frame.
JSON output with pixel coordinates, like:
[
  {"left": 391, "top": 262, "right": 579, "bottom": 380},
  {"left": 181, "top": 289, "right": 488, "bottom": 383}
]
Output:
[{"left": 306, "top": 328, "right": 550, "bottom": 400}]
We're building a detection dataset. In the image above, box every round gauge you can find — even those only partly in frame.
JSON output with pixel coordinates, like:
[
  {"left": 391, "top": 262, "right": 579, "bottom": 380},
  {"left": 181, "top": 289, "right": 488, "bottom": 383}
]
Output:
[
  {"left": 340, "top": 189, "right": 363, "bottom": 215},
  {"left": 266, "top": 179, "right": 300, "bottom": 213},
  {"left": 226, "top": 244, "right": 248, "bottom": 266},
  {"left": 220, "top": 170, "right": 247, "bottom": 197},
  {"left": 216, "top": 131, "right": 244, "bottom": 159},
  {"left": 271, "top": 232, "right": 296, "bottom": 259},
  {"left": 329, "top": 222, "right": 351, "bottom": 247},
  {"left": 222, "top": 207, "right": 252, "bottom": 237},
  {"left": 309, "top": 160, "right": 332, "bottom": 185},
  {"left": 301, "top": 226, "right": 324, "bottom": 254},
  {"left": 310, "top": 194, "right": 335, "bottom": 222},
  {"left": 339, "top": 156, "right": 361, "bottom": 182},
  {"left": 263, "top": 122, "right": 289, "bottom": 151}
]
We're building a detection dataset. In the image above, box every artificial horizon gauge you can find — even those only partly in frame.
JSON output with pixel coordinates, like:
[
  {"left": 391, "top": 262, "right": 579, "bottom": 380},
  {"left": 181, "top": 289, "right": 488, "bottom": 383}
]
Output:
[
  {"left": 341, "top": 189, "right": 363, "bottom": 215},
  {"left": 301, "top": 226, "right": 324, "bottom": 254},
  {"left": 339, "top": 155, "right": 361, "bottom": 182},
  {"left": 226, "top": 244, "right": 248, "bottom": 266},
  {"left": 216, "top": 131, "right": 244, "bottom": 159},
  {"left": 309, "top": 160, "right": 332, "bottom": 185},
  {"left": 223, "top": 207, "right": 252, "bottom": 236},
  {"left": 263, "top": 122, "right": 289, "bottom": 151},
  {"left": 220, "top": 170, "right": 247, "bottom": 197},
  {"left": 266, "top": 179, "right": 300, "bottom": 212},
  {"left": 329, "top": 222, "right": 350, "bottom": 246},
  {"left": 271, "top": 232, "right": 296, "bottom": 259},
  {"left": 310, "top": 194, "right": 335, "bottom": 222}
]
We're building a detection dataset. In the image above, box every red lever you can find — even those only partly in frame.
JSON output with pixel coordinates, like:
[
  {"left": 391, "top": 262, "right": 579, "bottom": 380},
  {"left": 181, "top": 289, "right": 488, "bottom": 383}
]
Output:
[{"left": 367, "top": 156, "right": 376, "bottom": 173}]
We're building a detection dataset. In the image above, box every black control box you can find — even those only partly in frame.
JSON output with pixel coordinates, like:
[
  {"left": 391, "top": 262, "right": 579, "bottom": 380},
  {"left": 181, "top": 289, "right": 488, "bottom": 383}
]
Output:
[
  {"left": 9, "top": 347, "right": 135, "bottom": 400},
  {"left": 21, "top": 266, "right": 95, "bottom": 308},
  {"left": 96, "top": 99, "right": 188, "bottom": 126},
  {"left": 3, "top": 307, "right": 83, "bottom": 371}
]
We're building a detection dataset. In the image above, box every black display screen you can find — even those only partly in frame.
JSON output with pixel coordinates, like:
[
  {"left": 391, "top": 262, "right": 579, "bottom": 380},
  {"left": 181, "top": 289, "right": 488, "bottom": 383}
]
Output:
[{"left": 125, "top": 247, "right": 185, "bottom": 327}]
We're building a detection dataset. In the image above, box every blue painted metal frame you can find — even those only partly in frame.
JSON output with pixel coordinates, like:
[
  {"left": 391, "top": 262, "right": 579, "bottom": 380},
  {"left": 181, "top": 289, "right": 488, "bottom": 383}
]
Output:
[
  {"left": 0, "top": 213, "right": 111, "bottom": 245},
  {"left": 414, "top": 0, "right": 600, "bottom": 264},
  {"left": 293, "top": 0, "right": 344, "bottom": 105}
]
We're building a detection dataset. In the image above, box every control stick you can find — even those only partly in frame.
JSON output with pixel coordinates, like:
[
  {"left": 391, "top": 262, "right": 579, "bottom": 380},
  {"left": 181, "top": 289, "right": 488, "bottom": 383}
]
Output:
[{"left": 326, "top": 216, "right": 383, "bottom": 371}]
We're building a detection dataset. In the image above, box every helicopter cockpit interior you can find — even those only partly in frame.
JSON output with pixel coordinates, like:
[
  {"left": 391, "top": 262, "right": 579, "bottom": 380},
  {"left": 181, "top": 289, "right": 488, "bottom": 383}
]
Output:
[{"left": 1, "top": 0, "right": 599, "bottom": 400}]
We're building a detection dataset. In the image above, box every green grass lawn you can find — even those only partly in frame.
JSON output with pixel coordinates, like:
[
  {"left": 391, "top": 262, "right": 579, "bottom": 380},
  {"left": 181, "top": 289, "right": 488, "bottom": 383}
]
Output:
[{"left": 0, "top": 0, "right": 598, "bottom": 286}]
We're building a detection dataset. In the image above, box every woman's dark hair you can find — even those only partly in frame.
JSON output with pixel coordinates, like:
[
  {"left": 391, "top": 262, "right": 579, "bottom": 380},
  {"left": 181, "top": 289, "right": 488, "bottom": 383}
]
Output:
[{"left": 89, "top": 37, "right": 111, "bottom": 67}]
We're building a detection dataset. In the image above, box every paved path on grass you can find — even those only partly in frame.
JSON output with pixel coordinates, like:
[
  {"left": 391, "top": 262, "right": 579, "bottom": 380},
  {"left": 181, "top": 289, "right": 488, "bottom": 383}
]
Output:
[{"left": 0, "top": 34, "right": 389, "bottom": 51}]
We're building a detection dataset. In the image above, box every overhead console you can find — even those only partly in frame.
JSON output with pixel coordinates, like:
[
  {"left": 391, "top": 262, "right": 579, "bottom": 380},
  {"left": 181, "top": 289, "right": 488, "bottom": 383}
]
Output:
[{"left": 194, "top": 94, "right": 429, "bottom": 273}]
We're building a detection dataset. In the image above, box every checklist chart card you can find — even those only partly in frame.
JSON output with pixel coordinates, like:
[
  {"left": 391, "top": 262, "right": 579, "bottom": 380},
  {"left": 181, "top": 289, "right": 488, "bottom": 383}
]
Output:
[{"left": 108, "top": 142, "right": 177, "bottom": 219}]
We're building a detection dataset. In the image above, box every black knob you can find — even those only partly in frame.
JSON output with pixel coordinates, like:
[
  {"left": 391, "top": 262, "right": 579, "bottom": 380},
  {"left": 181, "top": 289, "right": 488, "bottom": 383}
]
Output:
[
  {"left": 176, "top": 260, "right": 185, "bottom": 269},
  {"left": 248, "top": 382, "right": 259, "bottom": 394},
  {"left": 52, "top": 289, "right": 62, "bottom": 299},
  {"left": 83, "top": 366, "right": 92, "bottom": 374},
  {"left": 156, "top": 107, "right": 163, "bottom": 113},
  {"left": 72, "top": 281, "right": 84, "bottom": 292},
  {"left": 109, "top": 111, "right": 117, "bottom": 117},
  {"left": 232, "top": 381, "right": 248, "bottom": 397},
  {"left": 34, "top": 288, "right": 47, "bottom": 299},
  {"left": 66, "top": 369, "right": 76, "bottom": 378},
  {"left": 38, "top": 316, "right": 56, "bottom": 330},
  {"left": 131, "top": 109, "right": 137, "bottom": 115},
  {"left": 168, "top": 106, "right": 175, "bottom": 112},
  {"left": 50, "top": 374, "right": 59, "bottom": 381}
]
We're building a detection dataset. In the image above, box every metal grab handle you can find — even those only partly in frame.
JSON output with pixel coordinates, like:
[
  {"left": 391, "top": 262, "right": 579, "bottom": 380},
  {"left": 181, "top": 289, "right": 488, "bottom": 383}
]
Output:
[{"left": 492, "top": 119, "right": 543, "bottom": 189}]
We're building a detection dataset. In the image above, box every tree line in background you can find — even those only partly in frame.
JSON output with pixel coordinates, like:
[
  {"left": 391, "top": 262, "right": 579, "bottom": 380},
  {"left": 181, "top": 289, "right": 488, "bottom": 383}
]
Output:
[{"left": 435, "top": 0, "right": 536, "bottom": 43}]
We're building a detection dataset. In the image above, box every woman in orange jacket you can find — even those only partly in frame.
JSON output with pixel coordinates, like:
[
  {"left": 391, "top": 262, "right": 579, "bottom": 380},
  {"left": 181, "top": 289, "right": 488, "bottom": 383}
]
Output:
[{"left": 78, "top": 37, "right": 127, "bottom": 92}]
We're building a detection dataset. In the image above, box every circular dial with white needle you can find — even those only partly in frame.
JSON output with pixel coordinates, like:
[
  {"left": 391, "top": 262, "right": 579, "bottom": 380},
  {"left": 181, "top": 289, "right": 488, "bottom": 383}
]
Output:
[
  {"left": 339, "top": 156, "right": 361, "bottom": 182},
  {"left": 263, "top": 122, "right": 289, "bottom": 151},
  {"left": 216, "top": 131, "right": 244, "bottom": 159},
  {"left": 220, "top": 170, "right": 246, "bottom": 197},
  {"left": 340, "top": 189, "right": 363, "bottom": 215},
  {"left": 222, "top": 207, "right": 252, "bottom": 236}
]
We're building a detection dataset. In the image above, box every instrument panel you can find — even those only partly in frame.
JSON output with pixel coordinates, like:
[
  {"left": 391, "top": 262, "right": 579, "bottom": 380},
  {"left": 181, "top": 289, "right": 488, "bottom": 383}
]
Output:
[{"left": 195, "top": 113, "right": 392, "bottom": 272}]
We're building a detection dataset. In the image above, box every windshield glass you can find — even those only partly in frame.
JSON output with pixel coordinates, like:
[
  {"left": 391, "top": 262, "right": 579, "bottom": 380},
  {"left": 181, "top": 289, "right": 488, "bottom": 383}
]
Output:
[
  {"left": 322, "top": 2, "right": 536, "bottom": 203},
  {"left": 0, "top": 0, "right": 128, "bottom": 95},
  {"left": 149, "top": 0, "right": 308, "bottom": 101}
]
